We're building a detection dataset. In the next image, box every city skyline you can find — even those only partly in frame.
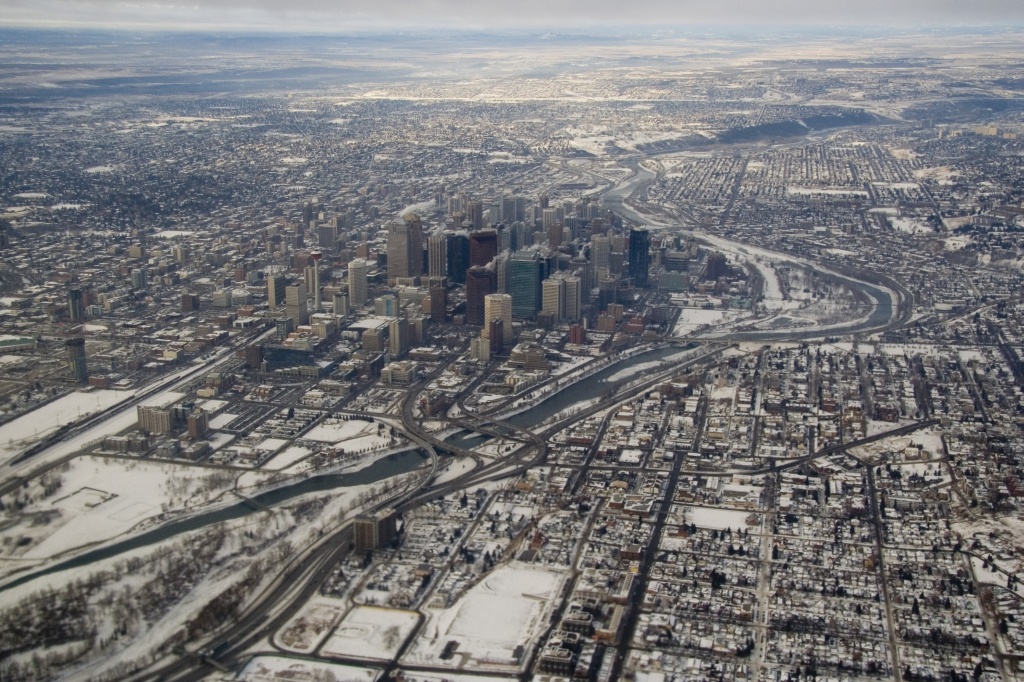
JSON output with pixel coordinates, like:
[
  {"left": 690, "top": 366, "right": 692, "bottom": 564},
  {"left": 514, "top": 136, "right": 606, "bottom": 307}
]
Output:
[{"left": 1, "top": 0, "right": 1023, "bottom": 32}]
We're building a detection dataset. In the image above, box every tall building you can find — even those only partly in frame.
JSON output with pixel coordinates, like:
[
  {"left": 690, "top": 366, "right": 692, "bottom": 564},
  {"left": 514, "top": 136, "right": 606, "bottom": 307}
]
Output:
[
  {"left": 316, "top": 223, "right": 338, "bottom": 253},
  {"left": 375, "top": 294, "right": 399, "bottom": 317},
  {"left": 389, "top": 317, "right": 409, "bottom": 358},
  {"left": 543, "top": 208, "right": 562, "bottom": 247},
  {"left": 501, "top": 195, "right": 526, "bottom": 223},
  {"left": 348, "top": 258, "right": 369, "bottom": 306},
  {"left": 66, "top": 337, "right": 87, "bottom": 383},
  {"left": 182, "top": 292, "right": 200, "bottom": 313},
  {"left": 332, "top": 292, "right": 350, "bottom": 317},
  {"left": 130, "top": 267, "right": 148, "bottom": 290},
  {"left": 404, "top": 213, "right": 424, "bottom": 279},
  {"left": 564, "top": 276, "right": 582, "bottom": 323},
  {"left": 542, "top": 277, "right": 566, "bottom": 322},
  {"left": 137, "top": 405, "right": 172, "bottom": 435},
  {"left": 67, "top": 288, "right": 85, "bottom": 323},
  {"left": 309, "top": 251, "right": 323, "bottom": 313},
  {"left": 469, "top": 229, "right": 498, "bottom": 268},
  {"left": 353, "top": 508, "right": 398, "bottom": 550},
  {"left": 628, "top": 229, "right": 650, "bottom": 288},
  {"left": 187, "top": 409, "right": 209, "bottom": 440},
  {"left": 510, "top": 252, "right": 545, "bottom": 320},
  {"left": 465, "top": 267, "right": 496, "bottom": 326},
  {"left": 428, "top": 285, "right": 448, "bottom": 322},
  {"left": 446, "top": 234, "right": 470, "bottom": 284},
  {"left": 286, "top": 283, "right": 309, "bottom": 326},
  {"left": 590, "top": 235, "right": 611, "bottom": 272},
  {"left": 267, "top": 272, "right": 287, "bottom": 311},
  {"left": 428, "top": 232, "right": 448, "bottom": 278},
  {"left": 494, "top": 251, "right": 510, "bottom": 294},
  {"left": 387, "top": 220, "right": 411, "bottom": 282},
  {"left": 483, "top": 293, "right": 513, "bottom": 346},
  {"left": 389, "top": 214, "right": 424, "bottom": 282},
  {"left": 467, "top": 200, "right": 484, "bottom": 230}
]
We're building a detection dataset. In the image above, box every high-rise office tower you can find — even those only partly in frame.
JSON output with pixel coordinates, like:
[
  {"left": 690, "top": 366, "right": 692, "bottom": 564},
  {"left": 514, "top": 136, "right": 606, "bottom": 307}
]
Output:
[
  {"left": 286, "top": 283, "right": 309, "bottom": 326},
  {"left": 404, "top": 213, "right": 424, "bottom": 278},
  {"left": 510, "top": 252, "right": 544, "bottom": 320},
  {"left": 310, "top": 251, "right": 323, "bottom": 313},
  {"left": 389, "top": 317, "right": 409, "bottom": 358},
  {"left": 467, "top": 201, "right": 484, "bottom": 230},
  {"left": 494, "top": 251, "right": 510, "bottom": 294},
  {"left": 501, "top": 196, "right": 517, "bottom": 224},
  {"left": 428, "top": 285, "right": 447, "bottom": 322},
  {"left": 446, "top": 234, "right": 470, "bottom": 284},
  {"left": 590, "top": 235, "right": 611, "bottom": 272},
  {"left": 542, "top": 208, "right": 561, "bottom": 247},
  {"left": 375, "top": 294, "right": 398, "bottom": 318},
  {"left": 333, "top": 292, "right": 350, "bottom": 317},
  {"left": 483, "top": 293, "right": 513, "bottom": 346},
  {"left": 465, "top": 267, "right": 496, "bottom": 326},
  {"left": 564, "top": 276, "right": 582, "bottom": 323},
  {"left": 628, "top": 229, "right": 651, "bottom": 288},
  {"left": 267, "top": 272, "right": 287, "bottom": 311},
  {"left": 66, "top": 337, "right": 87, "bottom": 383},
  {"left": 67, "top": 288, "right": 85, "bottom": 323},
  {"left": 317, "top": 223, "right": 338, "bottom": 253},
  {"left": 542, "top": 276, "right": 566, "bottom": 322},
  {"left": 428, "top": 232, "right": 448, "bottom": 278},
  {"left": 387, "top": 221, "right": 411, "bottom": 282},
  {"left": 131, "top": 267, "right": 148, "bottom": 290},
  {"left": 469, "top": 230, "right": 498, "bottom": 268},
  {"left": 348, "top": 258, "right": 369, "bottom": 306}
]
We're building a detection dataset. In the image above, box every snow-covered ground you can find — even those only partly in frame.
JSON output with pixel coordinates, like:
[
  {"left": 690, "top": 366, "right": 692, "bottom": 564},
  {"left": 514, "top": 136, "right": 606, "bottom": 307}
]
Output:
[
  {"left": 304, "top": 418, "right": 377, "bottom": 444},
  {"left": 890, "top": 217, "right": 932, "bottom": 235},
  {"left": 263, "top": 445, "right": 312, "bottom": 471},
  {"left": 433, "top": 457, "right": 479, "bottom": 485},
  {"left": 276, "top": 596, "right": 347, "bottom": 654},
  {"left": 405, "top": 563, "right": 565, "bottom": 671},
  {"left": 321, "top": 605, "right": 420, "bottom": 662},
  {"left": 0, "top": 389, "right": 130, "bottom": 466},
  {"left": 673, "top": 308, "right": 751, "bottom": 336},
  {"left": 2, "top": 455, "right": 262, "bottom": 565},
  {"left": 682, "top": 505, "right": 753, "bottom": 531},
  {"left": 229, "top": 654, "right": 379, "bottom": 682}
]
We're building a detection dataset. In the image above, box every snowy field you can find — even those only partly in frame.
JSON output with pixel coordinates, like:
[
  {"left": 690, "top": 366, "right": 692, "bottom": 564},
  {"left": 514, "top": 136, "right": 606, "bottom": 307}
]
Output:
[
  {"left": 405, "top": 563, "right": 565, "bottom": 671},
  {"left": 6, "top": 455, "right": 261, "bottom": 562},
  {"left": 304, "top": 418, "right": 377, "bottom": 443},
  {"left": 276, "top": 596, "right": 347, "bottom": 654},
  {"left": 232, "top": 655, "right": 379, "bottom": 682},
  {"left": 401, "top": 675, "right": 510, "bottom": 682},
  {"left": 683, "top": 505, "right": 754, "bottom": 531},
  {"left": 263, "top": 445, "right": 312, "bottom": 471},
  {"left": 321, "top": 605, "right": 420, "bottom": 662},
  {"left": 673, "top": 308, "right": 751, "bottom": 336},
  {"left": 0, "top": 389, "right": 128, "bottom": 466},
  {"left": 433, "top": 457, "right": 479, "bottom": 485}
]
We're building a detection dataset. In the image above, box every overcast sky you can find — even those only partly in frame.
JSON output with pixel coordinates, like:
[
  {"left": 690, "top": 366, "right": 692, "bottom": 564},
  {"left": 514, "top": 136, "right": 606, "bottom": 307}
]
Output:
[{"left": 2, "top": 0, "right": 1023, "bottom": 32}]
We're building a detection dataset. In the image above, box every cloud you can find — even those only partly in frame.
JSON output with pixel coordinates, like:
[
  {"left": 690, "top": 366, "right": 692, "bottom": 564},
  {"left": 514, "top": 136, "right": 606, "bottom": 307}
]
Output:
[{"left": 1, "top": 0, "right": 1022, "bottom": 31}]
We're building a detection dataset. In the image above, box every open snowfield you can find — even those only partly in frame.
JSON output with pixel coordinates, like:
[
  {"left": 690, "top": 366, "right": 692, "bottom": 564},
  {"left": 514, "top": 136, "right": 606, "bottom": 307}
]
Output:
[
  {"left": 683, "top": 505, "right": 753, "bottom": 531},
  {"left": 276, "top": 596, "right": 347, "bottom": 654},
  {"left": 400, "top": 674, "right": 512, "bottom": 682},
  {"left": 673, "top": 308, "right": 751, "bottom": 336},
  {"left": 433, "top": 456, "right": 479, "bottom": 485},
  {"left": 234, "top": 655, "right": 379, "bottom": 682},
  {"left": 322, "top": 605, "right": 420, "bottom": 662},
  {"left": 0, "top": 389, "right": 129, "bottom": 466},
  {"left": 7, "top": 455, "right": 257, "bottom": 561},
  {"left": 405, "top": 563, "right": 565, "bottom": 671},
  {"left": 304, "top": 419, "right": 377, "bottom": 443},
  {"left": 263, "top": 445, "right": 312, "bottom": 471}
]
